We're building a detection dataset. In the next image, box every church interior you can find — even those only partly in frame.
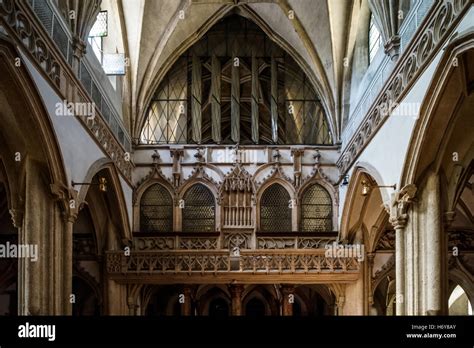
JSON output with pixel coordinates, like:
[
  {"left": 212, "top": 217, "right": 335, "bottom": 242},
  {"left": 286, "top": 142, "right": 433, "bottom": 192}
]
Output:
[{"left": 0, "top": 0, "right": 473, "bottom": 317}]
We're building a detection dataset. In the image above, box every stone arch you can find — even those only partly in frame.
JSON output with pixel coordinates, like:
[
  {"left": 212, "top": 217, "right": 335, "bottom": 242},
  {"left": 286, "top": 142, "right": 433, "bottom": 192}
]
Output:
[
  {"left": 340, "top": 165, "right": 387, "bottom": 243},
  {"left": 298, "top": 179, "right": 338, "bottom": 233},
  {"left": 242, "top": 285, "right": 279, "bottom": 316},
  {"left": 257, "top": 181, "right": 294, "bottom": 232},
  {"left": 77, "top": 158, "right": 132, "bottom": 247},
  {"left": 178, "top": 181, "right": 218, "bottom": 233}
]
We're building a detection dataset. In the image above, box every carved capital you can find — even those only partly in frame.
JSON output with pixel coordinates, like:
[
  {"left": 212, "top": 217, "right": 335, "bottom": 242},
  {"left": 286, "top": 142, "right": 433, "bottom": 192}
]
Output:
[
  {"left": 281, "top": 285, "right": 295, "bottom": 296},
  {"left": 389, "top": 184, "right": 416, "bottom": 230},
  {"left": 384, "top": 35, "right": 401, "bottom": 61},
  {"left": 72, "top": 35, "right": 87, "bottom": 59},
  {"left": 444, "top": 211, "right": 456, "bottom": 229},
  {"left": 229, "top": 284, "right": 244, "bottom": 297},
  {"left": 50, "top": 182, "right": 80, "bottom": 223}
]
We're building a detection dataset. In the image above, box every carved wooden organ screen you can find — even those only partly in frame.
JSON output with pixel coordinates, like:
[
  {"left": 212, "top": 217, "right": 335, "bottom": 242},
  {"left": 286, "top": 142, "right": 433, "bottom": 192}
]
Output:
[
  {"left": 140, "top": 184, "right": 173, "bottom": 232},
  {"left": 140, "top": 15, "right": 332, "bottom": 145},
  {"left": 182, "top": 184, "right": 215, "bottom": 232},
  {"left": 260, "top": 183, "right": 292, "bottom": 232},
  {"left": 301, "top": 184, "right": 333, "bottom": 232}
]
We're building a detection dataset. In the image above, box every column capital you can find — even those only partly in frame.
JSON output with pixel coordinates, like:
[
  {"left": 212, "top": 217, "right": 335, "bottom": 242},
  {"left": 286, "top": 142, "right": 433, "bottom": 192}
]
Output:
[
  {"left": 281, "top": 285, "right": 295, "bottom": 295},
  {"left": 72, "top": 35, "right": 87, "bottom": 59},
  {"left": 444, "top": 211, "right": 456, "bottom": 229},
  {"left": 50, "top": 183, "right": 80, "bottom": 223},
  {"left": 384, "top": 35, "right": 401, "bottom": 61},
  {"left": 229, "top": 284, "right": 244, "bottom": 296},
  {"left": 389, "top": 184, "right": 417, "bottom": 229}
]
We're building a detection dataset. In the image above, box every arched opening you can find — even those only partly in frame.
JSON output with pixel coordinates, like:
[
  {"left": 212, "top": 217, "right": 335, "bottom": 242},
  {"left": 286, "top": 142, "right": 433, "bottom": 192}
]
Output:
[
  {"left": 260, "top": 183, "right": 292, "bottom": 232},
  {"left": 208, "top": 298, "right": 230, "bottom": 317},
  {"left": 72, "top": 206, "right": 101, "bottom": 316},
  {"left": 245, "top": 298, "right": 266, "bottom": 317},
  {"left": 140, "top": 14, "right": 332, "bottom": 145},
  {"left": 72, "top": 276, "right": 101, "bottom": 316},
  {"left": 182, "top": 184, "right": 216, "bottom": 233},
  {"left": 448, "top": 285, "right": 473, "bottom": 315},
  {"left": 145, "top": 286, "right": 183, "bottom": 316},
  {"left": 140, "top": 184, "right": 173, "bottom": 233},
  {"left": 301, "top": 184, "right": 333, "bottom": 232}
]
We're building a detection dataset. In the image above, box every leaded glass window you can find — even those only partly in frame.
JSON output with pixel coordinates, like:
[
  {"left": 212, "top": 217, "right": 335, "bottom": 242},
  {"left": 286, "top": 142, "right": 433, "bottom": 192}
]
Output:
[
  {"left": 140, "top": 15, "right": 332, "bottom": 146},
  {"left": 301, "top": 184, "right": 332, "bottom": 232},
  {"left": 140, "top": 184, "right": 173, "bottom": 232},
  {"left": 260, "top": 184, "right": 291, "bottom": 232},
  {"left": 182, "top": 184, "right": 215, "bottom": 232},
  {"left": 141, "top": 58, "right": 188, "bottom": 144},
  {"left": 369, "top": 14, "right": 382, "bottom": 64}
]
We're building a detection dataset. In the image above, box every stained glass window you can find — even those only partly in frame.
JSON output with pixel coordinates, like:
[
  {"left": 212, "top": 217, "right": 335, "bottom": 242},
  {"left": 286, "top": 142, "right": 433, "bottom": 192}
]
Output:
[
  {"left": 140, "top": 184, "right": 173, "bottom": 232},
  {"left": 260, "top": 184, "right": 291, "bottom": 232},
  {"left": 182, "top": 184, "right": 215, "bottom": 232},
  {"left": 301, "top": 184, "right": 332, "bottom": 232}
]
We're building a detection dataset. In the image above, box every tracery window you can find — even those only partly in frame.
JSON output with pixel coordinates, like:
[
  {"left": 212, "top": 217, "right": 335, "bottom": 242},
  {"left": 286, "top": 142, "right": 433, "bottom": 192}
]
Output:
[
  {"left": 140, "top": 184, "right": 173, "bottom": 232},
  {"left": 260, "top": 184, "right": 291, "bottom": 232},
  {"left": 140, "top": 15, "right": 332, "bottom": 145},
  {"left": 301, "top": 184, "right": 333, "bottom": 233},
  {"left": 182, "top": 184, "right": 215, "bottom": 232},
  {"left": 369, "top": 13, "right": 382, "bottom": 64}
]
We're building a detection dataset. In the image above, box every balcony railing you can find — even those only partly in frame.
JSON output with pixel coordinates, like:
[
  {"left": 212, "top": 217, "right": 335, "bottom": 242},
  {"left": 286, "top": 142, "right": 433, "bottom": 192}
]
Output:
[
  {"left": 106, "top": 233, "right": 360, "bottom": 282},
  {"left": 106, "top": 249, "right": 360, "bottom": 277},
  {"left": 131, "top": 233, "right": 337, "bottom": 251}
]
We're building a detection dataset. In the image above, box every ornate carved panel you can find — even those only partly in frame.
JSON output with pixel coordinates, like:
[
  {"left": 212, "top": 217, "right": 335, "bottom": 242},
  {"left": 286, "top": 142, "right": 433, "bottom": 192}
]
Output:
[
  {"left": 337, "top": 0, "right": 471, "bottom": 176},
  {"left": 221, "top": 164, "right": 254, "bottom": 229}
]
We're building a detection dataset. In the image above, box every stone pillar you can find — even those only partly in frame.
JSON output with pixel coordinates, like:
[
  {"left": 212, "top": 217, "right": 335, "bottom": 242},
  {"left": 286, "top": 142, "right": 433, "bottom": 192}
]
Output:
[
  {"left": 392, "top": 215, "right": 407, "bottom": 315},
  {"left": 230, "top": 284, "right": 244, "bottom": 316},
  {"left": 127, "top": 297, "right": 138, "bottom": 315},
  {"left": 181, "top": 286, "right": 193, "bottom": 316},
  {"left": 425, "top": 172, "right": 442, "bottom": 315},
  {"left": 389, "top": 184, "right": 417, "bottom": 316},
  {"left": 367, "top": 252, "right": 375, "bottom": 313},
  {"left": 20, "top": 159, "right": 70, "bottom": 315},
  {"left": 281, "top": 285, "right": 295, "bottom": 316},
  {"left": 63, "top": 214, "right": 75, "bottom": 315},
  {"left": 9, "top": 209, "right": 25, "bottom": 315}
]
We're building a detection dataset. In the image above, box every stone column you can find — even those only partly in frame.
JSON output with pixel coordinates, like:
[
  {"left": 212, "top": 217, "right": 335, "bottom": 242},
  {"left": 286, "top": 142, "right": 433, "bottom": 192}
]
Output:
[
  {"left": 367, "top": 252, "right": 375, "bottom": 314},
  {"left": 389, "top": 184, "right": 417, "bottom": 316},
  {"left": 181, "top": 286, "right": 193, "bottom": 316},
  {"left": 9, "top": 209, "right": 25, "bottom": 315},
  {"left": 127, "top": 296, "right": 138, "bottom": 315},
  {"left": 230, "top": 284, "right": 244, "bottom": 316},
  {"left": 425, "top": 172, "right": 442, "bottom": 315},
  {"left": 281, "top": 285, "right": 295, "bottom": 316},
  {"left": 392, "top": 215, "right": 407, "bottom": 315}
]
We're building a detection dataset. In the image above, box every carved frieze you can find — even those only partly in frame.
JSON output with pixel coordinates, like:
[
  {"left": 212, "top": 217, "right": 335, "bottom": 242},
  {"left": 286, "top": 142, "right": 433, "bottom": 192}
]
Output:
[{"left": 337, "top": 0, "right": 471, "bottom": 176}]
